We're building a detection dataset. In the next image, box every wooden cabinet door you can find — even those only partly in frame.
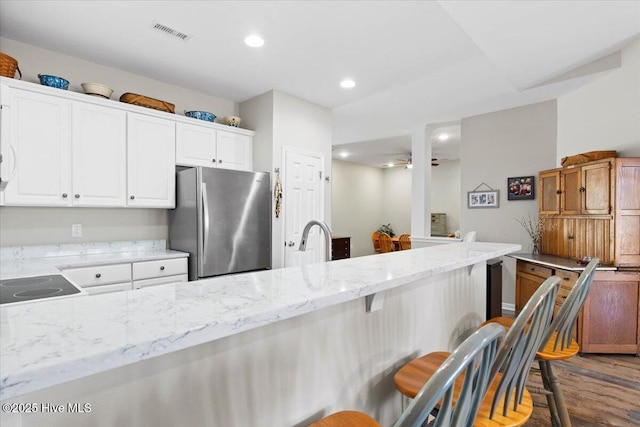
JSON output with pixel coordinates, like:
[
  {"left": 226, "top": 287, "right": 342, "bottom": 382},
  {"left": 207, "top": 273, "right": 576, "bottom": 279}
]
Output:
[
  {"left": 72, "top": 102, "right": 127, "bottom": 207},
  {"left": 127, "top": 112, "right": 176, "bottom": 208},
  {"left": 175, "top": 122, "right": 217, "bottom": 168},
  {"left": 581, "top": 271, "right": 639, "bottom": 354},
  {"left": 615, "top": 158, "right": 640, "bottom": 266},
  {"left": 561, "top": 167, "right": 581, "bottom": 215},
  {"left": 215, "top": 130, "right": 252, "bottom": 171},
  {"left": 582, "top": 161, "right": 612, "bottom": 215},
  {"left": 539, "top": 170, "right": 560, "bottom": 215},
  {"left": 3, "top": 89, "right": 71, "bottom": 206}
]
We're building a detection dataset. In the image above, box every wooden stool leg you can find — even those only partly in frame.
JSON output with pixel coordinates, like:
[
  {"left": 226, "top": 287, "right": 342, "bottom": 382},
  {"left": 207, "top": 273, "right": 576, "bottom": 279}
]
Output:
[
  {"left": 540, "top": 359, "right": 572, "bottom": 427},
  {"left": 538, "top": 360, "right": 562, "bottom": 427}
]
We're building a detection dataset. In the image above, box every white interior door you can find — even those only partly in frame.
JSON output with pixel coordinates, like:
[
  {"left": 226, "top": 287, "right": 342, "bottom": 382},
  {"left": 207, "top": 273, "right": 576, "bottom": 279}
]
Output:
[{"left": 283, "top": 148, "right": 324, "bottom": 268}]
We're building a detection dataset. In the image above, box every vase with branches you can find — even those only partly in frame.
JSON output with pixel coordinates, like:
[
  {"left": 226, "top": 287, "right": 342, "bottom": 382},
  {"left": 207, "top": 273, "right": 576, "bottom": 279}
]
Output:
[{"left": 515, "top": 214, "right": 545, "bottom": 254}]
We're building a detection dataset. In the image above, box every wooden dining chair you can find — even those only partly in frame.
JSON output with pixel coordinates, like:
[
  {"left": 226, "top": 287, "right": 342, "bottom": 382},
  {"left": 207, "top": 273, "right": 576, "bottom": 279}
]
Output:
[
  {"left": 378, "top": 232, "right": 395, "bottom": 253},
  {"left": 394, "top": 276, "right": 561, "bottom": 427},
  {"left": 371, "top": 231, "right": 381, "bottom": 253},
  {"left": 309, "top": 323, "right": 506, "bottom": 427},
  {"left": 483, "top": 258, "right": 599, "bottom": 427},
  {"left": 398, "top": 233, "right": 411, "bottom": 250}
]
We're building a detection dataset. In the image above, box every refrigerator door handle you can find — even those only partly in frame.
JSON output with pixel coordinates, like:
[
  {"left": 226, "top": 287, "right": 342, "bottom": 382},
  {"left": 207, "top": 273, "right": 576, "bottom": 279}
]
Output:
[{"left": 202, "top": 182, "right": 210, "bottom": 266}]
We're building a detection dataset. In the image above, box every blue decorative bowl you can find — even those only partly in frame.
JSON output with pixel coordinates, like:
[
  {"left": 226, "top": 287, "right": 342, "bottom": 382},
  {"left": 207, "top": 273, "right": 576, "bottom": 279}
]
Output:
[
  {"left": 38, "top": 74, "right": 69, "bottom": 90},
  {"left": 185, "top": 110, "right": 216, "bottom": 122}
]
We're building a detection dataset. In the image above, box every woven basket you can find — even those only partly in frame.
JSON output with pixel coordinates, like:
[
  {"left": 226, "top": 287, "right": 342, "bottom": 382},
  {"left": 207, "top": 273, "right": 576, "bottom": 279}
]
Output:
[
  {"left": 0, "top": 52, "right": 22, "bottom": 79},
  {"left": 120, "top": 92, "right": 175, "bottom": 113},
  {"left": 561, "top": 150, "right": 617, "bottom": 167}
]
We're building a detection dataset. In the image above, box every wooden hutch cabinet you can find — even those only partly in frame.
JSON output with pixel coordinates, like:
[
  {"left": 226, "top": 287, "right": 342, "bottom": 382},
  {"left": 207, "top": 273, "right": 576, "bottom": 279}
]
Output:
[
  {"left": 538, "top": 157, "right": 639, "bottom": 265},
  {"left": 514, "top": 156, "right": 640, "bottom": 354}
]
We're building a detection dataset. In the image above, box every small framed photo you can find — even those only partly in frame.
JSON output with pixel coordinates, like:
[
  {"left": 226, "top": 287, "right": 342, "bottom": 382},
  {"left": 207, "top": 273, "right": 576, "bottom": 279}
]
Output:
[
  {"left": 507, "top": 176, "right": 535, "bottom": 200},
  {"left": 467, "top": 190, "right": 500, "bottom": 208}
]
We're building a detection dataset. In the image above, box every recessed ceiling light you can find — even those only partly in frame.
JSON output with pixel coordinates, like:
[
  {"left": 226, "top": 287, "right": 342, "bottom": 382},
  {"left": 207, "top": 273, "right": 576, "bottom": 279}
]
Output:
[
  {"left": 387, "top": 162, "right": 394, "bottom": 167},
  {"left": 340, "top": 79, "right": 356, "bottom": 89},
  {"left": 438, "top": 133, "right": 449, "bottom": 141},
  {"left": 340, "top": 152, "right": 349, "bottom": 158},
  {"left": 244, "top": 35, "right": 264, "bottom": 47}
]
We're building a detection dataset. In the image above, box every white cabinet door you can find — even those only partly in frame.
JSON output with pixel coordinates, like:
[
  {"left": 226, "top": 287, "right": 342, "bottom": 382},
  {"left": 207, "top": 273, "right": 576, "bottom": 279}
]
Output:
[
  {"left": 216, "top": 130, "right": 252, "bottom": 171},
  {"left": 175, "top": 122, "right": 217, "bottom": 167},
  {"left": 3, "top": 89, "right": 71, "bottom": 206},
  {"left": 127, "top": 112, "right": 176, "bottom": 208},
  {"left": 72, "top": 102, "right": 127, "bottom": 207},
  {"left": 133, "top": 274, "right": 188, "bottom": 289}
]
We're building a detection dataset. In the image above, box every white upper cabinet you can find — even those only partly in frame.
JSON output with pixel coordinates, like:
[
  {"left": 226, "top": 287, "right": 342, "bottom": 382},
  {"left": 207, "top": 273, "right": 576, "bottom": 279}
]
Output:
[
  {"left": 176, "top": 122, "right": 253, "bottom": 171},
  {"left": 3, "top": 89, "right": 72, "bottom": 206},
  {"left": 72, "top": 102, "right": 127, "bottom": 207},
  {"left": 216, "top": 129, "right": 252, "bottom": 171},
  {"left": 0, "top": 77, "right": 254, "bottom": 209},
  {"left": 175, "top": 122, "right": 217, "bottom": 168},
  {"left": 127, "top": 112, "right": 176, "bottom": 208}
]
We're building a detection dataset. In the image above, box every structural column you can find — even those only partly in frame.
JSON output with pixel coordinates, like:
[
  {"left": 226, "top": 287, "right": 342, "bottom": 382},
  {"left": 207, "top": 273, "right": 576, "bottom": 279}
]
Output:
[{"left": 410, "top": 125, "right": 431, "bottom": 238}]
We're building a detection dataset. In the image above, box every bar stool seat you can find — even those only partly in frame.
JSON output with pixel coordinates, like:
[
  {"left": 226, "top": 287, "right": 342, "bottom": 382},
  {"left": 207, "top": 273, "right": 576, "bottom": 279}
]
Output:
[{"left": 309, "top": 410, "right": 381, "bottom": 427}]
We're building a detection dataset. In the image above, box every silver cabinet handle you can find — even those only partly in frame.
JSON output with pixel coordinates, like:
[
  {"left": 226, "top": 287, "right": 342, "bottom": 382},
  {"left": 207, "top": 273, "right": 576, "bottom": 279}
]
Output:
[
  {"left": 130, "top": 195, "right": 135, "bottom": 200},
  {"left": 62, "top": 193, "right": 68, "bottom": 198},
  {"left": 160, "top": 266, "right": 165, "bottom": 271},
  {"left": 218, "top": 159, "right": 222, "bottom": 163},
  {"left": 287, "top": 241, "right": 295, "bottom": 247},
  {"left": 74, "top": 194, "right": 80, "bottom": 198},
  {"left": 95, "top": 273, "right": 101, "bottom": 278},
  {"left": 212, "top": 158, "right": 216, "bottom": 163}
]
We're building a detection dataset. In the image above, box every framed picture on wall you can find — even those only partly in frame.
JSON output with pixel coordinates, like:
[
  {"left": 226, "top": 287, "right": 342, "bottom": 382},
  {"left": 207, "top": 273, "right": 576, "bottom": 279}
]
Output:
[
  {"left": 467, "top": 190, "right": 500, "bottom": 208},
  {"left": 507, "top": 176, "right": 535, "bottom": 200}
]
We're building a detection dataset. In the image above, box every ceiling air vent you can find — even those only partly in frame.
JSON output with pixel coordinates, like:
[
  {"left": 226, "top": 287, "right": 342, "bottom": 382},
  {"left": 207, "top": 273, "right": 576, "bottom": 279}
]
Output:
[{"left": 150, "top": 21, "right": 192, "bottom": 42}]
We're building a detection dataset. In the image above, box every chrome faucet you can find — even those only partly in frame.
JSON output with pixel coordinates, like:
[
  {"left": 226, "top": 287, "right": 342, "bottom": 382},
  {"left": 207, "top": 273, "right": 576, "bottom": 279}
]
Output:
[{"left": 298, "top": 219, "right": 332, "bottom": 262}]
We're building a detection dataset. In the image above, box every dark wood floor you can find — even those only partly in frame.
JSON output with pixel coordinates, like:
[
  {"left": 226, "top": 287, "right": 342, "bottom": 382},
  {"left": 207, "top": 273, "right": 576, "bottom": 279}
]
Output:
[{"left": 525, "top": 353, "right": 640, "bottom": 426}]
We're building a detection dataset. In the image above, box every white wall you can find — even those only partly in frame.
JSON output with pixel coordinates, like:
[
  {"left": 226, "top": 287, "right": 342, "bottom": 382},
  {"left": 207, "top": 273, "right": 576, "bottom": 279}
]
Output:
[
  {"left": 431, "top": 160, "right": 461, "bottom": 235},
  {"left": 331, "top": 160, "right": 383, "bottom": 257},
  {"left": 558, "top": 37, "right": 640, "bottom": 160},
  {"left": 240, "top": 90, "right": 332, "bottom": 269},
  {"left": 461, "top": 100, "right": 558, "bottom": 306},
  {"left": 0, "top": 38, "right": 241, "bottom": 247},
  {"left": 0, "top": 207, "right": 167, "bottom": 246},
  {"left": 381, "top": 166, "right": 412, "bottom": 238}
]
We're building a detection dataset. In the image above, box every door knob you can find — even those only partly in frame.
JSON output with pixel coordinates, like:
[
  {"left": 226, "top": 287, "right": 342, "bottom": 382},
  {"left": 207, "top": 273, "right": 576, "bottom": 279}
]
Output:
[{"left": 287, "top": 241, "right": 295, "bottom": 247}]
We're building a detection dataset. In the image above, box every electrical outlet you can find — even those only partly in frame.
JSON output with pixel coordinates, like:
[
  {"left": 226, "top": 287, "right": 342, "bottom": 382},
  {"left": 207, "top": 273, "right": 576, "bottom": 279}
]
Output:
[{"left": 72, "top": 224, "right": 82, "bottom": 238}]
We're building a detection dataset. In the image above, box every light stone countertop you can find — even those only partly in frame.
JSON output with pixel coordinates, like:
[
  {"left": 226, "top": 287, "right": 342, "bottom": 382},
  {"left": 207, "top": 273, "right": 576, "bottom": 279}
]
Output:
[
  {"left": 0, "top": 240, "right": 189, "bottom": 280},
  {"left": 0, "top": 241, "right": 520, "bottom": 400}
]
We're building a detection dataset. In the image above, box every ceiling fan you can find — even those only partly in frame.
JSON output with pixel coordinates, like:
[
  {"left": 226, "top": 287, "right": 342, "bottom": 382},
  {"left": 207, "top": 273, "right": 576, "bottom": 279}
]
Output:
[{"left": 385, "top": 157, "right": 439, "bottom": 168}]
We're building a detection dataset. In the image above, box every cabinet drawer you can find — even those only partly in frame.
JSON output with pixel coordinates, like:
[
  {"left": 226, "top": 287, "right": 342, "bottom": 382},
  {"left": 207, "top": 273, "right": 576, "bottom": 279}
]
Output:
[
  {"left": 132, "top": 258, "right": 188, "bottom": 280},
  {"left": 556, "top": 269, "right": 579, "bottom": 291},
  {"left": 517, "top": 262, "right": 552, "bottom": 279},
  {"left": 85, "top": 281, "right": 132, "bottom": 295},
  {"left": 63, "top": 263, "right": 131, "bottom": 287},
  {"left": 133, "top": 274, "right": 188, "bottom": 289}
]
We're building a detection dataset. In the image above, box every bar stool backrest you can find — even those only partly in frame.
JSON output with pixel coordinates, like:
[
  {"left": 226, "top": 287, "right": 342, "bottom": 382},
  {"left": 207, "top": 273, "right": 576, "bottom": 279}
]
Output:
[
  {"left": 394, "top": 323, "right": 506, "bottom": 427},
  {"left": 544, "top": 258, "right": 599, "bottom": 352},
  {"left": 489, "top": 276, "right": 561, "bottom": 419}
]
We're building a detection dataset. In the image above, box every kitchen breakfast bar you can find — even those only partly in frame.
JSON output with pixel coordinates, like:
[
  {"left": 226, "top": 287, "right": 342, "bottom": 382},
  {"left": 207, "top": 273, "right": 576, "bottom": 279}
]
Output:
[{"left": 1, "top": 241, "right": 520, "bottom": 426}]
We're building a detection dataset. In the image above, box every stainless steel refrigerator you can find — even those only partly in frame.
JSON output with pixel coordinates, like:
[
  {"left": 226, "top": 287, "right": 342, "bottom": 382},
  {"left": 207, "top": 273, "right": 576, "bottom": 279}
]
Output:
[{"left": 169, "top": 167, "right": 271, "bottom": 280}]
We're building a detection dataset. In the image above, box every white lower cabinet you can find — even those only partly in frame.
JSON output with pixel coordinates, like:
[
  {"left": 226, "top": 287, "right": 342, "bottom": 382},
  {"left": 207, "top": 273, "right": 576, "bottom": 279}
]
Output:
[
  {"left": 62, "top": 257, "right": 188, "bottom": 296},
  {"left": 84, "top": 282, "right": 132, "bottom": 295},
  {"left": 133, "top": 274, "right": 188, "bottom": 289}
]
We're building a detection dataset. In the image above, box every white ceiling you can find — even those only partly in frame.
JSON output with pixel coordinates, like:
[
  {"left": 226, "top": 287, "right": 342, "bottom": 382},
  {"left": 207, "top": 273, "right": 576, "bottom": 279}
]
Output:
[{"left": 1, "top": 1, "right": 638, "bottom": 168}]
